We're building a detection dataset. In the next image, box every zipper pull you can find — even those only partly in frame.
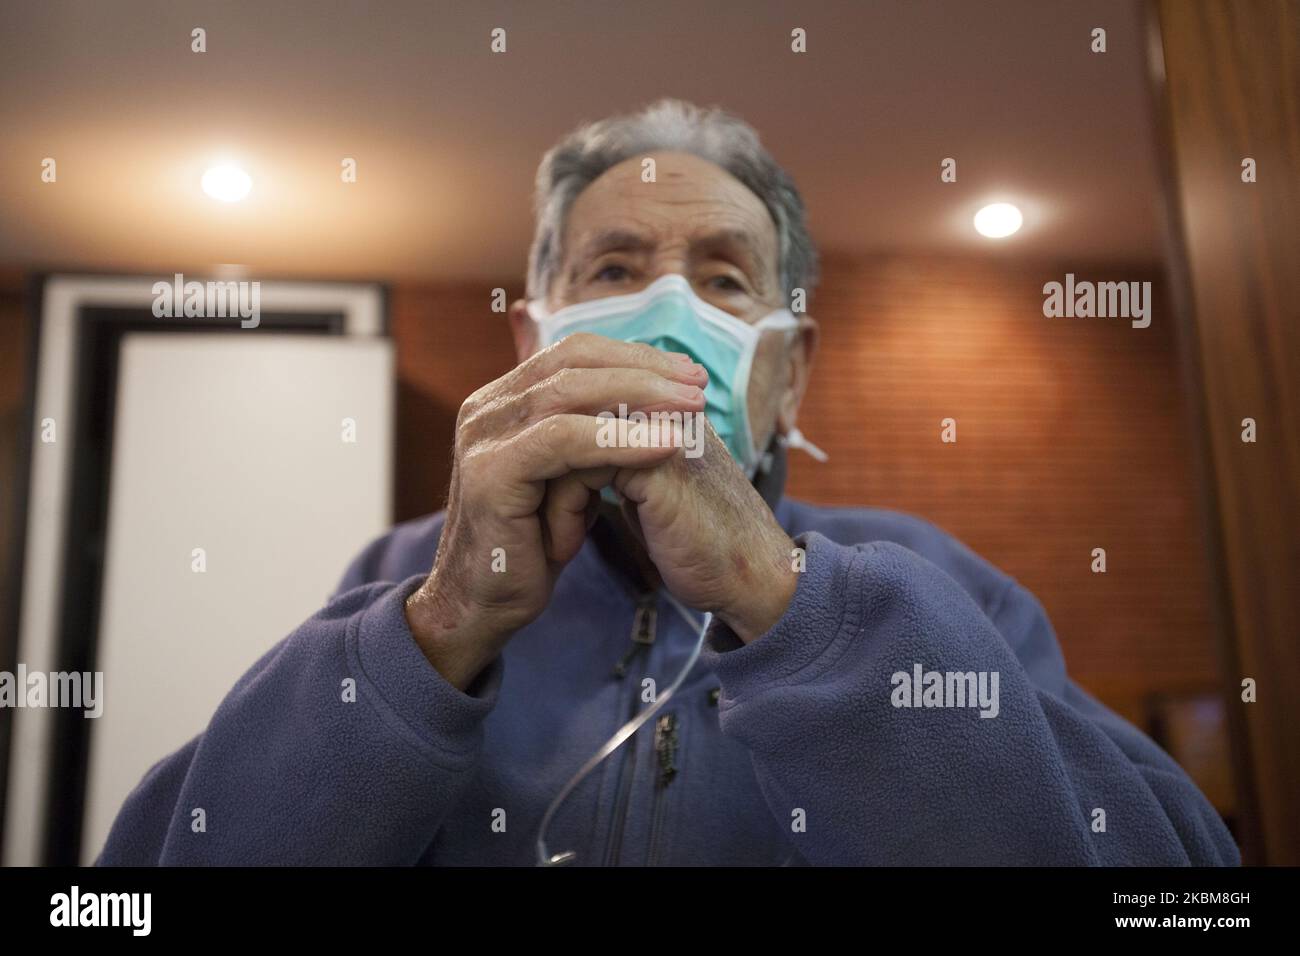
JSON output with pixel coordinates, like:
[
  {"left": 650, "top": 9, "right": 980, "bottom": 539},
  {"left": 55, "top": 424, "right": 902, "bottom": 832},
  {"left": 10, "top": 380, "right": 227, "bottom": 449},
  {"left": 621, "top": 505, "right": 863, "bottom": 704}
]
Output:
[
  {"left": 654, "top": 713, "right": 679, "bottom": 787},
  {"left": 613, "top": 596, "right": 657, "bottom": 678}
]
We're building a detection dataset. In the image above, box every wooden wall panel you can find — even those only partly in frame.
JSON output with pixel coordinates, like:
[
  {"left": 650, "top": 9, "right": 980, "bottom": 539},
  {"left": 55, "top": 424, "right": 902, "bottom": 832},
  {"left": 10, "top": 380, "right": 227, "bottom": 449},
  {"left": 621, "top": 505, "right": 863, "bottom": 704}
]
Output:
[
  {"left": 1155, "top": 0, "right": 1300, "bottom": 864},
  {"left": 0, "top": 272, "right": 31, "bottom": 858}
]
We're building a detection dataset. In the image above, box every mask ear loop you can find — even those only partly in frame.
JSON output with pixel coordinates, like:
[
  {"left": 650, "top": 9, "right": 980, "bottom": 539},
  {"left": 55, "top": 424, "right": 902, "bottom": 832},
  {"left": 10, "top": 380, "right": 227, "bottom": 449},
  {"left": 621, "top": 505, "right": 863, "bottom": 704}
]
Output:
[
  {"left": 750, "top": 322, "right": 805, "bottom": 477},
  {"left": 779, "top": 426, "right": 828, "bottom": 463},
  {"left": 765, "top": 318, "right": 828, "bottom": 469},
  {"left": 536, "top": 594, "right": 711, "bottom": 866}
]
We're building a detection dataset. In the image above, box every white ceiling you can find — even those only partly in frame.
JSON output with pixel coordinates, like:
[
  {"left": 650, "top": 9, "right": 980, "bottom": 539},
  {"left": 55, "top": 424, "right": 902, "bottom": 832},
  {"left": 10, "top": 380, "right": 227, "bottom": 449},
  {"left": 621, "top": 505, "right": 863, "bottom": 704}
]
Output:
[{"left": 0, "top": 0, "right": 1165, "bottom": 283}]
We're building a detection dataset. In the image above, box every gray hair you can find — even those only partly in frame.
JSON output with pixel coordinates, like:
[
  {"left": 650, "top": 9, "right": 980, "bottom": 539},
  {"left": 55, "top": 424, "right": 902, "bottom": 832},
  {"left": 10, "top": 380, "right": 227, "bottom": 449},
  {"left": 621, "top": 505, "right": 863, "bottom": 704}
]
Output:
[{"left": 526, "top": 98, "right": 819, "bottom": 307}]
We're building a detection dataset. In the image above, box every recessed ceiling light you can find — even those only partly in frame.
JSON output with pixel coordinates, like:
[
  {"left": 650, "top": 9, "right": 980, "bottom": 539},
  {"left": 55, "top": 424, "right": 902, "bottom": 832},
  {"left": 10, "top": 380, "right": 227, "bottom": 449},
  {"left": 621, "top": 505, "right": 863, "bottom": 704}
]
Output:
[
  {"left": 201, "top": 164, "right": 252, "bottom": 203},
  {"left": 973, "top": 202, "right": 1023, "bottom": 238}
]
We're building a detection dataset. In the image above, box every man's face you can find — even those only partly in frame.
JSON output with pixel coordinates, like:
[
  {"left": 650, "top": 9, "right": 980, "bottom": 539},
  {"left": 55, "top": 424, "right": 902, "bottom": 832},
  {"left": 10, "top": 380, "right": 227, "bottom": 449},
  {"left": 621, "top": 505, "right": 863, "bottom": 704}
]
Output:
[{"left": 510, "top": 149, "right": 816, "bottom": 459}]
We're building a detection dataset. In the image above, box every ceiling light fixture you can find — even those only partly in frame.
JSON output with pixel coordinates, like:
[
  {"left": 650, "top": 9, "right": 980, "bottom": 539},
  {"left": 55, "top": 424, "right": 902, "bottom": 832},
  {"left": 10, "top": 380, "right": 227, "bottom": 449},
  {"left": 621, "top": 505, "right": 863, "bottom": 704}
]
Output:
[
  {"left": 201, "top": 164, "right": 252, "bottom": 203},
  {"left": 973, "top": 202, "right": 1023, "bottom": 238}
]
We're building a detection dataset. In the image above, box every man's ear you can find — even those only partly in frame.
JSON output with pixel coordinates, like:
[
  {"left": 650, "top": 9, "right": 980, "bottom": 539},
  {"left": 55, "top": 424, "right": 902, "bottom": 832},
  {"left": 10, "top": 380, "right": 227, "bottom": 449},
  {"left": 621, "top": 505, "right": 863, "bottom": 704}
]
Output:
[
  {"left": 508, "top": 298, "right": 540, "bottom": 363},
  {"left": 777, "top": 315, "right": 820, "bottom": 434}
]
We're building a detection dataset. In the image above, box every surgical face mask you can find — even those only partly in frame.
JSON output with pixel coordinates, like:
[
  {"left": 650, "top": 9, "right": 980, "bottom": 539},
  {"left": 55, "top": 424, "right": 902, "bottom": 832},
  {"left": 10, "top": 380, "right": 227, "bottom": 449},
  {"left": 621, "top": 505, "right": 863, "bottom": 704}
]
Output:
[{"left": 528, "top": 273, "right": 801, "bottom": 476}]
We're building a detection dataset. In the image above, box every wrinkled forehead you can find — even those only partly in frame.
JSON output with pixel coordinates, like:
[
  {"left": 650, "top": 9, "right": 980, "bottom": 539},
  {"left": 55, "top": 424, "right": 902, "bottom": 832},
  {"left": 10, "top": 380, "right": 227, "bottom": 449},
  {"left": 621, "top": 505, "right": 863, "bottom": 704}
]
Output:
[{"left": 561, "top": 152, "right": 780, "bottom": 279}]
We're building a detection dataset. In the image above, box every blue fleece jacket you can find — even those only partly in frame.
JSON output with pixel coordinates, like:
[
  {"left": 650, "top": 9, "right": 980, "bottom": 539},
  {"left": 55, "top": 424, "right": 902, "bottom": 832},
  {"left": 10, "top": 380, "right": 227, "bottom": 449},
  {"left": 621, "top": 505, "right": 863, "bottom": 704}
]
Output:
[{"left": 96, "top": 496, "right": 1239, "bottom": 866}]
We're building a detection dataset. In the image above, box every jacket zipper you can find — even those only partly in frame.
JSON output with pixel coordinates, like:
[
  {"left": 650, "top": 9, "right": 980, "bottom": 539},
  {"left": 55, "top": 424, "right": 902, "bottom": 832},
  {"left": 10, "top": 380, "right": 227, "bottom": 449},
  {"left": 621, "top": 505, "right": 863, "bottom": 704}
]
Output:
[
  {"left": 612, "top": 597, "right": 657, "bottom": 678},
  {"left": 603, "top": 593, "right": 657, "bottom": 865},
  {"left": 647, "top": 711, "right": 679, "bottom": 866}
]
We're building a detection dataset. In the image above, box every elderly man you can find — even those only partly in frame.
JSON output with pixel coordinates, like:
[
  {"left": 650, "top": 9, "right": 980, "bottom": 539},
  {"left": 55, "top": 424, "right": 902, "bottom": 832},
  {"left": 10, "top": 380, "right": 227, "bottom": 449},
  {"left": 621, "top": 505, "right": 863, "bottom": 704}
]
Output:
[{"left": 100, "top": 99, "right": 1237, "bottom": 867}]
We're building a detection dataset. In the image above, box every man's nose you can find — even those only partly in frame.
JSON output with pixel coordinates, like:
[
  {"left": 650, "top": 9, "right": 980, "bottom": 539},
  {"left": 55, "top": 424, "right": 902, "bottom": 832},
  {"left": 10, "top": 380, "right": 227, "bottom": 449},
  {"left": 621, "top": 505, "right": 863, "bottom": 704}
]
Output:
[{"left": 641, "top": 245, "right": 692, "bottom": 290}]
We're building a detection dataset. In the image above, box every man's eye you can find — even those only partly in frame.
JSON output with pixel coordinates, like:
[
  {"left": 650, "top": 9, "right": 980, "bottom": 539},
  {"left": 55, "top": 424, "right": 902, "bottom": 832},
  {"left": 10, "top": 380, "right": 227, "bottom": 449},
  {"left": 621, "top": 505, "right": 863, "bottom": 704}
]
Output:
[
  {"left": 707, "top": 274, "right": 746, "bottom": 292},
  {"left": 594, "top": 264, "right": 630, "bottom": 282}
]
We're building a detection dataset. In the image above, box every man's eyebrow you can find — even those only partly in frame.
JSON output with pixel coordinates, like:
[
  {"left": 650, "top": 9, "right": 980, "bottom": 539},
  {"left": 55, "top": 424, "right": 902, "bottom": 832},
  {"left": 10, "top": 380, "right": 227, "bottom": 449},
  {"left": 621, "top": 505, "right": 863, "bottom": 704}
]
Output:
[
  {"left": 693, "top": 228, "right": 768, "bottom": 271},
  {"left": 566, "top": 225, "right": 772, "bottom": 289},
  {"left": 575, "top": 228, "right": 656, "bottom": 263}
]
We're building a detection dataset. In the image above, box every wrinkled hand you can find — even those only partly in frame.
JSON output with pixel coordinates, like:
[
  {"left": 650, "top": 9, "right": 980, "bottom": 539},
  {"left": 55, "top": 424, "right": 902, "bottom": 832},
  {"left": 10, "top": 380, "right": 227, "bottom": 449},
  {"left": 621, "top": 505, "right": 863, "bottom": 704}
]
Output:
[
  {"left": 405, "top": 333, "right": 708, "bottom": 690},
  {"left": 607, "top": 416, "right": 799, "bottom": 643}
]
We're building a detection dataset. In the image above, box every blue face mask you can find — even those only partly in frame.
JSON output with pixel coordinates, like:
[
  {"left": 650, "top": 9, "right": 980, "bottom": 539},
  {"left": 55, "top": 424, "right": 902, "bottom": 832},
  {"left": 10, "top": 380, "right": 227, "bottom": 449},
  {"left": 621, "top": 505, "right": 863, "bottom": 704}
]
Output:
[{"left": 529, "top": 274, "right": 802, "bottom": 475}]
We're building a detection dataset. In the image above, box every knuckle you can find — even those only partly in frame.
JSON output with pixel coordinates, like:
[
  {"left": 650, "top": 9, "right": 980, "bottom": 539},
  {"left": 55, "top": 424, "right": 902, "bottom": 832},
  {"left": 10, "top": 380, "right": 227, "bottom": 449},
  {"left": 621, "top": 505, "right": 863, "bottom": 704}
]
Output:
[
  {"left": 507, "top": 390, "right": 535, "bottom": 428},
  {"left": 522, "top": 337, "right": 575, "bottom": 379},
  {"left": 457, "top": 384, "right": 492, "bottom": 429},
  {"left": 557, "top": 331, "right": 604, "bottom": 363},
  {"left": 626, "top": 340, "right": 662, "bottom": 365},
  {"left": 547, "top": 366, "right": 581, "bottom": 402},
  {"left": 532, "top": 337, "right": 566, "bottom": 364},
  {"left": 535, "top": 415, "right": 569, "bottom": 448},
  {"left": 521, "top": 367, "right": 580, "bottom": 420},
  {"left": 455, "top": 396, "right": 475, "bottom": 430}
]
